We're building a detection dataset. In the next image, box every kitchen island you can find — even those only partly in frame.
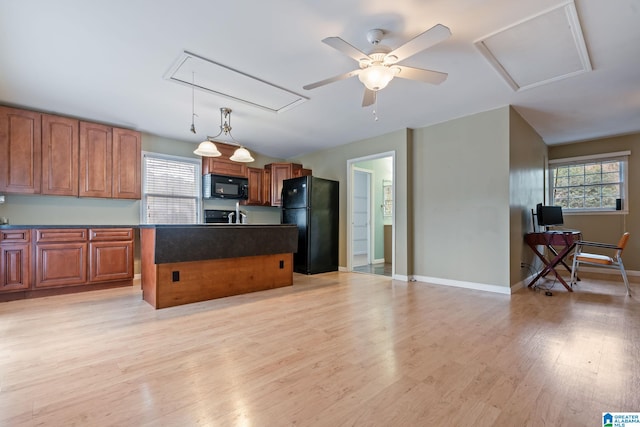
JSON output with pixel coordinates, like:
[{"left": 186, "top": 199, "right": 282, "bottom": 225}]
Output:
[{"left": 140, "top": 224, "right": 298, "bottom": 309}]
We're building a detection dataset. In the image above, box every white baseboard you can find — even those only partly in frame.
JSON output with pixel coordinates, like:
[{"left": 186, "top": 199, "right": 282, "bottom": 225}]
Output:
[
  {"left": 134, "top": 273, "right": 141, "bottom": 280},
  {"left": 412, "top": 275, "right": 512, "bottom": 295},
  {"left": 339, "top": 266, "right": 348, "bottom": 272},
  {"left": 393, "top": 274, "right": 409, "bottom": 281},
  {"left": 372, "top": 258, "right": 385, "bottom": 265}
]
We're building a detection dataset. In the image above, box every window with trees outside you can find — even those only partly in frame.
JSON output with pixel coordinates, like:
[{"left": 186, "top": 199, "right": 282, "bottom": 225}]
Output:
[
  {"left": 141, "top": 152, "right": 201, "bottom": 224},
  {"left": 549, "top": 151, "right": 629, "bottom": 213}
]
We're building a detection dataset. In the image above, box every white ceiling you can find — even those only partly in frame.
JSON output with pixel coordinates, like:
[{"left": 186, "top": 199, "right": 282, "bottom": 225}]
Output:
[{"left": 1, "top": 0, "right": 639, "bottom": 159}]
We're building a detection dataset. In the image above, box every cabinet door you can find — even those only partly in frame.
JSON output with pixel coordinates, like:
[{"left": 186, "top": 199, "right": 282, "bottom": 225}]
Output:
[
  {"left": 262, "top": 168, "right": 271, "bottom": 206},
  {"left": 89, "top": 240, "right": 133, "bottom": 282},
  {"left": 209, "top": 158, "right": 247, "bottom": 177},
  {"left": 270, "top": 163, "right": 293, "bottom": 206},
  {"left": 0, "top": 244, "right": 30, "bottom": 291},
  {"left": 42, "top": 114, "right": 79, "bottom": 196},
  {"left": 201, "top": 143, "right": 247, "bottom": 178},
  {"left": 35, "top": 242, "right": 87, "bottom": 288},
  {"left": 244, "top": 167, "right": 263, "bottom": 205},
  {"left": 112, "top": 128, "right": 141, "bottom": 199},
  {"left": 79, "top": 121, "right": 112, "bottom": 198},
  {"left": 0, "top": 106, "right": 41, "bottom": 194}
]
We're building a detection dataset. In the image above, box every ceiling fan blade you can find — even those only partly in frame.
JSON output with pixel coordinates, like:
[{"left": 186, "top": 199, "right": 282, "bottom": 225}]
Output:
[
  {"left": 394, "top": 65, "right": 448, "bottom": 85},
  {"left": 322, "top": 37, "right": 372, "bottom": 63},
  {"left": 385, "top": 24, "right": 451, "bottom": 63},
  {"left": 362, "top": 88, "right": 376, "bottom": 107},
  {"left": 303, "top": 69, "right": 361, "bottom": 90}
]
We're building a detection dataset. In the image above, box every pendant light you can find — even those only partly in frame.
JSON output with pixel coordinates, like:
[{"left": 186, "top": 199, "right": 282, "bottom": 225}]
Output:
[{"left": 201, "top": 108, "right": 254, "bottom": 163}]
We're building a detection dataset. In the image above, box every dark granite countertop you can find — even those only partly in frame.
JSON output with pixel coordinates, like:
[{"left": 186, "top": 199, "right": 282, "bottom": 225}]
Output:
[
  {"left": 144, "top": 224, "right": 298, "bottom": 263},
  {"left": 0, "top": 224, "right": 139, "bottom": 229}
]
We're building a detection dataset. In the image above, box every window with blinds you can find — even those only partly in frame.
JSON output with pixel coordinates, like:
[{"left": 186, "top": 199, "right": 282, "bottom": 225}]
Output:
[
  {"left": 549, "top": 151, "right": 629, "bottom": 213},
  {"left": 141, "top": 152, "right": 201, "bottom": 224}
]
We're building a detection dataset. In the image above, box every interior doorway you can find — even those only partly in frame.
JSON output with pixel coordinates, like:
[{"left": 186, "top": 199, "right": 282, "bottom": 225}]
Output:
[
  {"left": 347, "top": 153, "right": 394, "bottom": 277},
  {"left": 352, "top": 168, "right": 372, "bottom": 267}
]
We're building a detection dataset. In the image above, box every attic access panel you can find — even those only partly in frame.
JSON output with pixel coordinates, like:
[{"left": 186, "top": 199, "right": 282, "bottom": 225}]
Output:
[
  {"left": 474, "top": 1, "right": 592, "bottom": 91},
  {"left": 165, "top": 51, "right": 308, "bottom": 113}
]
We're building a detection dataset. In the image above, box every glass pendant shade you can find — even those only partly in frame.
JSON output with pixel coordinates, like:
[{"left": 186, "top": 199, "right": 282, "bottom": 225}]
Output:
[
  {"left": 193, "top": 140, "right": 221, "bottom": 157},
  {"left": 230, "top": 146, "right": 255, "bottom": 163},
  {"left": 358, "top": 65, "right": 396, "bottom": 91}
]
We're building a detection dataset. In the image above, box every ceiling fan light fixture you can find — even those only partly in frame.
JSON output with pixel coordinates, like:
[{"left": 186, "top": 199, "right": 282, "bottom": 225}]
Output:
[
  {"left": 193, "top": 140, "right": 222, "bottom": 157},
  {"left": 358, "top": 65, "right": 396, "bottom": 91},
  {"left": 230, "top": 146, "right": 255, "bottom": 163}
]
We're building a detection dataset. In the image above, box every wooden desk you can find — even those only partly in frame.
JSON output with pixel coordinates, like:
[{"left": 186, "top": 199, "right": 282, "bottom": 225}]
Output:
[{"left": 524, "top": 231, "right": 582, "bottom": 291}]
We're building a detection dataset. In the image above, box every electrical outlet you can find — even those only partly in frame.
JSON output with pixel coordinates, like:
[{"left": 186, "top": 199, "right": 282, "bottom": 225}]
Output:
[{"left": 520, "top": 262, "right": 526, "bottom": 268}]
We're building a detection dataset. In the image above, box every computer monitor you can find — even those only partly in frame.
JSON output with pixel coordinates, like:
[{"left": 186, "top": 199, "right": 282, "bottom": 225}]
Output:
[{"left": 536, "top": 204, "right": 564, "bottom": 227}]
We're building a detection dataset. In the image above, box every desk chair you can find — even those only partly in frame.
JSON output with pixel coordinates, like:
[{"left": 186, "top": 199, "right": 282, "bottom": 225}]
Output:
[{"left": 570, "top": 232, "right": 631, "bottom": 295}]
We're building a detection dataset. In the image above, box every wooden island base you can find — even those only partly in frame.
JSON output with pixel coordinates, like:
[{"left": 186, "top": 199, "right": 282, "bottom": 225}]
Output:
[
  {"left": 140, "top": 225, "right": 298, "bottom": 309},
  {"left": 144, "top": 253, "right": 293, "bottom": 309}
]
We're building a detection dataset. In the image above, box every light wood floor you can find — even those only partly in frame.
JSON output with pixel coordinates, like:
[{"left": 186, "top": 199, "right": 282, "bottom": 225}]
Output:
[{"left": 1, "top": 272, "right": 638, "bottom": 426}]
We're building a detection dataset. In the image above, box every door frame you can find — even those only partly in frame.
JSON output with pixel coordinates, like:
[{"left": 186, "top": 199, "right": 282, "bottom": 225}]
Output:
[
  {"left": 351, "top": 167, "right": 373, "bottom": 267},
  {"left": 346, "top": 151, "right": 395, "bottom": 275}
]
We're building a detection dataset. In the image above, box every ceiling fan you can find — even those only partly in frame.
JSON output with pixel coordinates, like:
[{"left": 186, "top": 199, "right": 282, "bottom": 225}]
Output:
[{"left": 303, "top": 24, "right": 451, "bottom": 107}]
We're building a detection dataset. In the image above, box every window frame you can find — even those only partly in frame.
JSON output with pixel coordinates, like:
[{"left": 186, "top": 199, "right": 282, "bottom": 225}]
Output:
[
  {"left": 548, "top": 150, "right": 630, "bottom": 215},
  {"left": 140, "top": 151, "right": 202, "bottom": 224}
]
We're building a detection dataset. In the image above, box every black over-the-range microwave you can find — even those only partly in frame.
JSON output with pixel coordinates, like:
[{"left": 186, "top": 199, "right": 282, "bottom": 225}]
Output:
[{"left": 203, "top": 174, "right": 248, "bottom": 200}]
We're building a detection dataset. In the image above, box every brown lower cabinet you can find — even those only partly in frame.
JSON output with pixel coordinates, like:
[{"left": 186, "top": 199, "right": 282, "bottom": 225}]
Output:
[
  {"left": 1, "top": 229, "right": 31, "bottom": 291},
  {"left": 0, "top": 227, "right": 134, "bottom": 301}
]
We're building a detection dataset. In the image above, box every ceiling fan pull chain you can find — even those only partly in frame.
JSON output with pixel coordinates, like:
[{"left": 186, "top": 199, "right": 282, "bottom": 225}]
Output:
[{"left": 373, "top": 92, "right": 379, "bottom": 121}]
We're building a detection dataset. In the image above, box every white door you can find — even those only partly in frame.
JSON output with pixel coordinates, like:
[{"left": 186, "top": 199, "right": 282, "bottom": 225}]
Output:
[{"left": 352, "top": 169, "right": 371, "bottom": 267}]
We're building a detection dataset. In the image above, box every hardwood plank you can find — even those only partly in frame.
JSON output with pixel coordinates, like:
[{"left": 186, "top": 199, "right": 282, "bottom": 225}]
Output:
[{"left": 0, "top": 273, "right": 638, "bottom": 425}]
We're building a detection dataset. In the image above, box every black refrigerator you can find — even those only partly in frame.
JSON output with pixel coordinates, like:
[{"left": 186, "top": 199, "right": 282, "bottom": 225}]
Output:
[{"left": 281, "top": 176, "right": 339, "bottom": 274}]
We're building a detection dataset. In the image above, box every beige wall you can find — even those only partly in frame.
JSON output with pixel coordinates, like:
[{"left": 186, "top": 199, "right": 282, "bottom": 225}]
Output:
[
  {"left": 289, "top": 129, "right": 411, "bottom": 276},
  {"left": 412, "top": 107, "right": 511, "bottom": 287},
  {"left": 508, "top": 107, "right": 548, "bottom": 285},
  {"left": 548, "top": 133, "right": 640, "bottom": 270}
]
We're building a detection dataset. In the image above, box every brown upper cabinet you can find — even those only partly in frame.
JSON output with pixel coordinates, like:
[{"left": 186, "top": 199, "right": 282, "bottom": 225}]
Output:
[
  {"left": 79, "top": 121, "right": 113, "bottom": 198},
  {"left": 0, "top": 106, "right": 42, "bottom": 194},
  {"left": 201, "top": 142, "right": 247, "bottom": 178},
  {"left": 0, "top": 106, "right": 141, "bottom": 199},
  {"left": 265, "top": 163, "right": 312, "bottom": 206},
  {"left": 42, "top": 114, "right": 79, "bottom": 196},
  {"left": 244, "top": 167, "right": 263, "bottom": 206},
  {"left": 112, "top": 128, "right": 141, "bottom": 199},
  {"left": 79, "top": 122, "right": 141, "bottom": 199}
]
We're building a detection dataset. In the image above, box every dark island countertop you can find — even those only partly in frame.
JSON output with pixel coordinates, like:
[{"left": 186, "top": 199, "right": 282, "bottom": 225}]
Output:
[{"left": 141, "top": 224, "right": 298, "bottom": 264}]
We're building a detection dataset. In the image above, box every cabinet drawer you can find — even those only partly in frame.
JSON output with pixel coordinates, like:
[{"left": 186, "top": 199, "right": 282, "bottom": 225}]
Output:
[
  {"left": 89, "top": 228, "right": 133, "bottom": 241},
  {"left": 36, "top": 228, "right": 88, "bottom": 243},
  {"left": 1, "top": 229, "right": 30, "bottom": 243}
]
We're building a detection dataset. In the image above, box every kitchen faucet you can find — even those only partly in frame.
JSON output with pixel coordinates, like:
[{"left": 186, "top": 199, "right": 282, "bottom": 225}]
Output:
[{"left": 235, "top": 201, "right": 247, "bottom": 224}]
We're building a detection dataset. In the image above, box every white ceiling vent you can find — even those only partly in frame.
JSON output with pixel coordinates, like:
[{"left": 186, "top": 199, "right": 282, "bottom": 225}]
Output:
[
  {"left": 165, "top": 51, "right": 308, "bottom": 113},
  {"left": 474, "top": 1, "right": 592, "bottom": 91}
]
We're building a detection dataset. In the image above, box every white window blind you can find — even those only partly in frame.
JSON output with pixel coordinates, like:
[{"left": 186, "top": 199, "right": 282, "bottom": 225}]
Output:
[{"left": 142, "top": 152, "right": 201, "bottom": 224}]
